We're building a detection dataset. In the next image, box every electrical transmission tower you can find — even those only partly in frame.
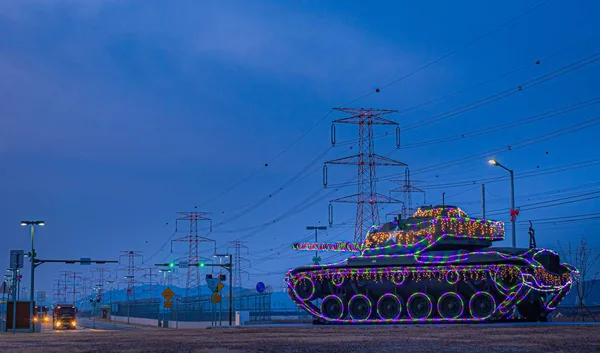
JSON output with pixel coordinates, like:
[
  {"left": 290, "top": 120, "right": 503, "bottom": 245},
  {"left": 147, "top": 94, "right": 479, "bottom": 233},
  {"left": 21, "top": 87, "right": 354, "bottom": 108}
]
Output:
[
  {"left": 92, "top": 268, "right": 111, "bottom": 303},
  {"left": 389, "top": 167, "right": 425, "bottom": 219},
  {"left": 69, "top": 272, "right": 81, "bottom": 304},
  {"left": 172, "top": 211, "right": 215, "bottom": 301},
  {"left": 228, "top": 241, "right": 250, "bottom": 309},
  {"left": 324, "top": 108, "right": 406, "bottom": 243},
  {"left": 142, "top": 267, "right": 159, "bottom": 294},
  {"left": 59, "top": 271, "right": 73, "bottom": 304},
  {"left": 118, "top": 251, "right": 144, "bottom": 302},
  {"left": 52, "top": 279, "right": 62, "bottom": 304}
]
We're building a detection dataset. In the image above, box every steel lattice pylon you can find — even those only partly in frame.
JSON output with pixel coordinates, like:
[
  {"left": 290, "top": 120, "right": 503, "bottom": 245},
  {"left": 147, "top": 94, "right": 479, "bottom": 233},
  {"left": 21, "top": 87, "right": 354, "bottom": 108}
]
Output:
[
  {"left": 118, "top": 251, "right": 143, "bottom": 302},
  {"left": 173, "top": 212, "right": 214, "bottom": 302},
  {"left": 228, "top": 241, "right": 250, "bottom": 310},
  {"left": 325, "top": 108, "right": 406, "bottom": 243},
  {"left": 389, "top": 167, "right": 425, "bottom": 219}
]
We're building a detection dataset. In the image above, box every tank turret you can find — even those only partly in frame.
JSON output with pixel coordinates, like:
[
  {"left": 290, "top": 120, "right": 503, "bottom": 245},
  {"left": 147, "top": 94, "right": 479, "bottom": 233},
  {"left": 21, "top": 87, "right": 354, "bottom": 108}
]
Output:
[{"left": 285, "top": 205, "right": 576, "bottom": 323}]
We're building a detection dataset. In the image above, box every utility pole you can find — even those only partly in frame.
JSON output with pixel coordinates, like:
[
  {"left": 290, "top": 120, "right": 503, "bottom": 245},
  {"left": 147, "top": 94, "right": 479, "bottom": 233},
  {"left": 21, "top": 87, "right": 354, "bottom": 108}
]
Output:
[
  {"left": 481, "top": 183, "right": 486, "bottom": 218},
  {"left": 106, "top": 280, "right": 115, "bottom": 325},
  {"left": 306, "top": 226, "right": 327, "bottom": 265},
  {"left": 324, "top": 108, "right": 406, "bottom": 243},
  {"left": 488, "top": 159, "right": 517, "bottom": 247},
  {"left": 12, "top": 268, "right": 17, "bottom": 334},
  {"left": 21, "top": 220, "right": 44, "bottom": 333}
]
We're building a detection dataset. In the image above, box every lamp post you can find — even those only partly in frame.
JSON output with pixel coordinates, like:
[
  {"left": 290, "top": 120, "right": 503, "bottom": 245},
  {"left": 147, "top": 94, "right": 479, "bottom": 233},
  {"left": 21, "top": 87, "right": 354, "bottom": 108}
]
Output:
[
  {"left": 488, "top": 159, "right": 516, "bottom": 248},
  {"left": 158, "top": 269, "right": 172, "bottom": 327},
  {"left": 123, "top": 275, "right": 133, "bottom": 324},
  {"left": 21, "top": 220, "right": 44, "bottom": 333},
  {"left": 306, "top": 226, "right": 327, "bottom": 265}
]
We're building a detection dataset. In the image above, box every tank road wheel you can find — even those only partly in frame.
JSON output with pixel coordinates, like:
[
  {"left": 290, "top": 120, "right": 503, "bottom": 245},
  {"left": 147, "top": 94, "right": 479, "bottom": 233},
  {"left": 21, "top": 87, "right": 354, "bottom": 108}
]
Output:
[
  {"left": 294, "top": 276, "right": 315, "bottom": 301},
  {"left": 349, "top": 294, "right": 372, "bottom": 321},
  {"left": 517, "top": 297, "right": 545, "bottom": 322},
  {"left": 407, "top": 293, "right": 433, "bottom": 320},
  {"left": 437, "top": 292, "right": 464, "bottom": 319},
  {"left": 321, "top": 295, "right": 345, "bottom": 320},
  {"left": 377, "top": 293, "right": 402, "bottom": 320},
  {"left": 469, "top": 292, "right": 496, "bottom": 320}
]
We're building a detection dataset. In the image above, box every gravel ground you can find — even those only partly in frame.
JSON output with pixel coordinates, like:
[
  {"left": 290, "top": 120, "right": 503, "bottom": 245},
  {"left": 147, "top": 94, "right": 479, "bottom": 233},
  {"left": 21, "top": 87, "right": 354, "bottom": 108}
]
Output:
[{"left": 1, "top": 324, "right": 599, "bottom": 353}]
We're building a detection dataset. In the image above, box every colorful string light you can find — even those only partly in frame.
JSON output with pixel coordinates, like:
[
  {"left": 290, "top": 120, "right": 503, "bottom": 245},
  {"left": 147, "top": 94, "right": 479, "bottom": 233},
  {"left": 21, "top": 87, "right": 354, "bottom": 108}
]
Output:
[{"left": 284, "top": 205, "right": 576, "bottom": 324}]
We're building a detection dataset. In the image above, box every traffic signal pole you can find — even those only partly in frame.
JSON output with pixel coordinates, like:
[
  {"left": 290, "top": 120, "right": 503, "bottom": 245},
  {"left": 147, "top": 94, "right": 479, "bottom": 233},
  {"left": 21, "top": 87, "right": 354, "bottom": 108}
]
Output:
[{"left": 155, "top": 254, "right": 235, "bottom": 326}]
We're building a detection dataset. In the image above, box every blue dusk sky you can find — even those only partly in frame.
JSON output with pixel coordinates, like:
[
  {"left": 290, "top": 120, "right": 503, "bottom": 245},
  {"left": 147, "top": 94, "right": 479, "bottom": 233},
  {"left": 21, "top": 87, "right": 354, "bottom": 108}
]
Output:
[{"left": 1, "top": 0, "right": 599, "bottom": 299}]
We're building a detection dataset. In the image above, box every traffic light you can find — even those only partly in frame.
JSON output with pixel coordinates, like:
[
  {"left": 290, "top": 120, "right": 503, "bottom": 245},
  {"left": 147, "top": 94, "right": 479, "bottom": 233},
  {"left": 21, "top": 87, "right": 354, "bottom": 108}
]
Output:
[
  {"left": 199, "top": 262, "right": 205, "bottom": 267},
  {"left": 218, "top": 274, "right": 226, "bottom": 281},
  {"left": 206, "top": 274, "right": 213, "bottom": 279},
  {"left": 169, "top": 262, "right": 174, "bottom": 268}
]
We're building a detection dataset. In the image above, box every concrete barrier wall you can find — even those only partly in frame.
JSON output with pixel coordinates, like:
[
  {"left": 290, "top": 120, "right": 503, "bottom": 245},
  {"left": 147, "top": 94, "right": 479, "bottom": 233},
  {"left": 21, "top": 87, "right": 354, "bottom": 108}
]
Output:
[
  {"left": 110, "top": 315, "right": 218, "bottom": 328},
  {"left": 111, "top": 315, "right": 158, "bottom": 326}
]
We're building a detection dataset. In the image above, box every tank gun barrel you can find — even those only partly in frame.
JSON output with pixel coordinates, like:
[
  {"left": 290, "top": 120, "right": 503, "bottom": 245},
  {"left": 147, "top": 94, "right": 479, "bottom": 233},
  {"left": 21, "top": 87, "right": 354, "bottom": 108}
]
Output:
[{"left": 292, "top": 242, "right": 363, "bottom": 252}]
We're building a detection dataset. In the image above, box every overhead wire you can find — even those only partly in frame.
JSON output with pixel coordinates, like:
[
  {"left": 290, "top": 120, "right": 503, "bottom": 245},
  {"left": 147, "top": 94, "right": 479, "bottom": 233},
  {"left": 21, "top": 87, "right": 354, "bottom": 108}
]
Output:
[{"left": 195, "top": 1, "right": 549, "bottom": 209}]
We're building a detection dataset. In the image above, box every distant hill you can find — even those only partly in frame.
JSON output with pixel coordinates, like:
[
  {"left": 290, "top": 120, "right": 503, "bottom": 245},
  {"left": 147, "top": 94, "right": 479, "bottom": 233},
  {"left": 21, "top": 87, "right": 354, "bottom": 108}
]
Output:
[{"left": 73, "top": 284, "right": 298, "bottom": 310}]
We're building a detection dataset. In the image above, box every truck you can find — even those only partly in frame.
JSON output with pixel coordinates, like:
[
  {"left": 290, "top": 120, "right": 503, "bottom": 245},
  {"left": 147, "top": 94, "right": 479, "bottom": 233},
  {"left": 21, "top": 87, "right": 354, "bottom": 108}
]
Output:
[
  {"left": 34, "top": 305, "right": 50, "bottom": 323},
  {"left": 52, "top": 304, "right": 77, "bottom": 329}
]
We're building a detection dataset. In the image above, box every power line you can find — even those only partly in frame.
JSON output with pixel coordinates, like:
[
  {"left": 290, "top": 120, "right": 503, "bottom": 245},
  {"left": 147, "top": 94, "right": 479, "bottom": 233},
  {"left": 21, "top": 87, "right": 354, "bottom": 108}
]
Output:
[
  {"left": 195, "top": 1, "right": 548, "bottom": 209},
  {"left": 419, "top": 160, "right": 600, "bottom": 190},
  {"left": 486, "top": 190, "right": 600, "bottom": 215},
  {"left": 400, "top": 95, "right": 600, "bottom": 149},
  {"left": 403, "top": 51, "right": 600, "bottom": 130},
  {"left": 377, "top": 0, "right": 552, "bottom": 92},
  {"left": 329, "top": 116, "right": 600, "bottom": 189}
]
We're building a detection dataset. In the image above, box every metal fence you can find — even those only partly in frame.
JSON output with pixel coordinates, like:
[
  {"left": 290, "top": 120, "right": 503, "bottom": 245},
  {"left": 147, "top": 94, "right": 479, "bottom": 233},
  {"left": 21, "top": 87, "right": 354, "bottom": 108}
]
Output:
[{"left": 108, "top": 289, "right": 274, "bottom": 323}]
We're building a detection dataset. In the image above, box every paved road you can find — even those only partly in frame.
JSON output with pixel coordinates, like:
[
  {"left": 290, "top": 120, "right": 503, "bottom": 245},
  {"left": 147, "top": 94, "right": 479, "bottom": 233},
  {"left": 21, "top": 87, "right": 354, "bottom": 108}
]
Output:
[
  {"left": 38, "top": 318, "right": 149, "bottom": 332},
  {"left": 76, "top": 318, "right": 150, "bottom": 331}
]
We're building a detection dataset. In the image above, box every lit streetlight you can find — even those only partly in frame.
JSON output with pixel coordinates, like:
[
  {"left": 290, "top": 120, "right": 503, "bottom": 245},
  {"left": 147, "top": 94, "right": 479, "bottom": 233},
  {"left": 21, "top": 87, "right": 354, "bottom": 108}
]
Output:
[
  {"left": 158, "top": 269, "right": 172, "bottom": 327},
  {"left": 306, "top": 226, "right": 327, "bottom": 265},
  {"left": 21, "top": 220, "right": 44, "bottom": 333},
  {"left": 488, "top": 159, "right": 516, "bottom": 248}
]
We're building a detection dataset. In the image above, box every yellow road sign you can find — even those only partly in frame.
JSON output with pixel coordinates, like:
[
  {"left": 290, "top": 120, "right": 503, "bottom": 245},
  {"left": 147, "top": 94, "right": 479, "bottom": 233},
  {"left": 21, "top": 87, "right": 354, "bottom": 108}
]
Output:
[
  {"left": 162, "top": 287, "right": 175, "bottom": 301},
  {"left": 216, "top": 282, "right": 224, "bottom": 292},
  {"left": 211, "top": 294, "right": 221, "bottom": 304},
  {"left": 164, "top": 301, "right": 173, "bottom": 308}
]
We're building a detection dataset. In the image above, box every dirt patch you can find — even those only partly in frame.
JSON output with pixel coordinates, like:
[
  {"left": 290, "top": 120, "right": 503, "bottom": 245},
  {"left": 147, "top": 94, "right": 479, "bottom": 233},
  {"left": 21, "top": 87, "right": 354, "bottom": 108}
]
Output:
[{"left": 0, "top": 324, "right": 599, "bottom": 353}]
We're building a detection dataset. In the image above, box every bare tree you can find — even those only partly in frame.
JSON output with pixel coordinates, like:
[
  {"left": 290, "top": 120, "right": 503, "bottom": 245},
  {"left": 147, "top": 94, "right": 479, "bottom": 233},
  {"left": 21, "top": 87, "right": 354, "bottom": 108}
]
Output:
[{"left": 558, "top": 237, "right": 600, "bottom": 321}]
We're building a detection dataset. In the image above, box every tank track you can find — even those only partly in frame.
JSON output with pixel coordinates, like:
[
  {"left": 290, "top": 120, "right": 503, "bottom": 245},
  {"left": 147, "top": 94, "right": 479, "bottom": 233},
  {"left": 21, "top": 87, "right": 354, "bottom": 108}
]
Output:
[{"left": 285, "top": 264, "right": 571, "bottom": 324}]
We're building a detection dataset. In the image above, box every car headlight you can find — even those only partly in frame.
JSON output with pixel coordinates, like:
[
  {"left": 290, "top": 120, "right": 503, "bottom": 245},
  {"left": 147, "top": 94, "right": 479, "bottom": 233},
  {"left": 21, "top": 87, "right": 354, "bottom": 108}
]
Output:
[
  {"left": 33, "top": 317, "right": 39, "bottom": 323},
  {"left": 56, "top": 321, "right": 62, "bottom": 327},
  {"left": 71, "top": 321, "right": 77, "bottom": 327}
]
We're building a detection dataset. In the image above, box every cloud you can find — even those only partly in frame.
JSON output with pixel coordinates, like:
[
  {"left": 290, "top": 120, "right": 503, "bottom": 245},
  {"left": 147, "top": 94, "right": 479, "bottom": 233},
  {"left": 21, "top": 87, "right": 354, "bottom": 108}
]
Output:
[{"left": 0, "top": 1, "right": 413, "bottom": 166}]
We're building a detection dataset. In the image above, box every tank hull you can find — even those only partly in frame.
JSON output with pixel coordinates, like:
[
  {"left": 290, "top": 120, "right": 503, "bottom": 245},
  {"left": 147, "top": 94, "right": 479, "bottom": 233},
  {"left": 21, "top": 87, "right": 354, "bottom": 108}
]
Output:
[{"left": 284, "top": 248, "right": 573, "bottom": 324}]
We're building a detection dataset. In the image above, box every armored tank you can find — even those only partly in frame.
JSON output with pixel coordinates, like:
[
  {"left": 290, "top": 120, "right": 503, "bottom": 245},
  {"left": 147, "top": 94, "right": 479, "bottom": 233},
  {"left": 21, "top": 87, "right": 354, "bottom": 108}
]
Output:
[{"left": 284, "top": 205, "right": 576, "bottom": 323}]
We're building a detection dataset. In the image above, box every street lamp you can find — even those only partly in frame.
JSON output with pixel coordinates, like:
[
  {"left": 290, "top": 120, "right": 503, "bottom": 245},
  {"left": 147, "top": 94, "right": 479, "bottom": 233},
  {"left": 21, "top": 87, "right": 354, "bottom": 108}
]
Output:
[
  {"left": 306, "top": 226, "right": 327, "bottom": 265},
  {"left": 488, "top": 159, "right": 516, "bottom": 248},
  {"left": 21, "top": 220, "right": 44, "bottom": 333},
  {"left": 158, "top": 269, "right": 172, "bottom": 327}
]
